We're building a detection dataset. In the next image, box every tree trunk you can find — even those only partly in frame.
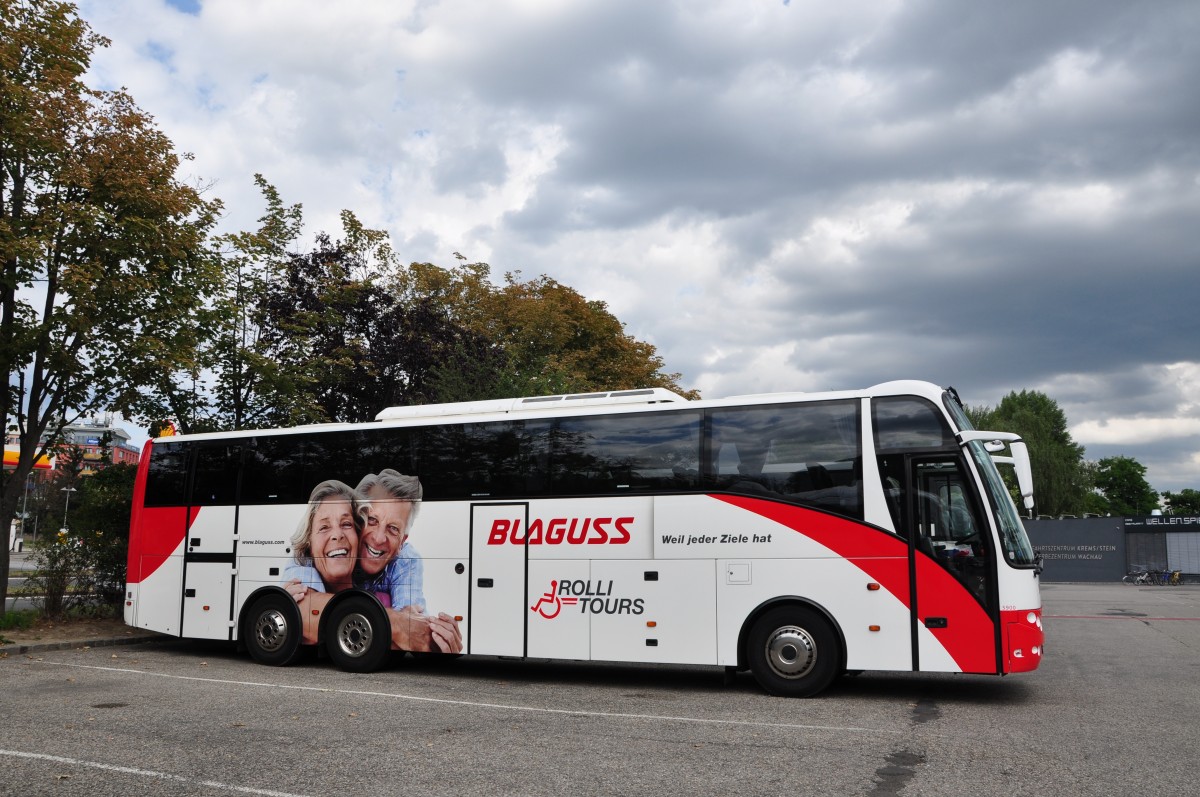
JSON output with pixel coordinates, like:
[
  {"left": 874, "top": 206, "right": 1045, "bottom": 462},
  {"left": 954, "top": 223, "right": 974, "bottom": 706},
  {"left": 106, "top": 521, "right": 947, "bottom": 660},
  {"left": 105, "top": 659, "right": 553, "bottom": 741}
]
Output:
[{"left": 0, "top": 460, "right": 34, "bottom": 615}]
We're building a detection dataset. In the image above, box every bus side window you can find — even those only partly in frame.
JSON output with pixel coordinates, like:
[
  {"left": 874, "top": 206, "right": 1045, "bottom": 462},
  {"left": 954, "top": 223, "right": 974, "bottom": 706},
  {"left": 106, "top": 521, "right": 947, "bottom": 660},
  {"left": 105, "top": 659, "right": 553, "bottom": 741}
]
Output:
[
  {"left": 191, "top": 444, "right": 241, "bottom": 506},
  {"left": 714, "top": 441, "right": 739, "bottom": 476},
  {"left": 872, "top": 397, "right": 953, "bottom": 451},
  {"left": 708, "top": 402, "right": 863, "bottom": 519},
  {"left": 145, "top": 442, "right": 189, "bottom": 507},
  {"left": 358, "top": 427, "right": 416, "bottom": 481},
  {"left": 308, "top": 430, "right": 371, "bottom": 489},
  {"left": 550, "top": 412, "right": 701, "bottom": 495},
  {"left": 241, "top": 437, "right": 310, "bottom": 504},
  {"left": 520, "top": 420, "right": 552, "bottom": 495}
]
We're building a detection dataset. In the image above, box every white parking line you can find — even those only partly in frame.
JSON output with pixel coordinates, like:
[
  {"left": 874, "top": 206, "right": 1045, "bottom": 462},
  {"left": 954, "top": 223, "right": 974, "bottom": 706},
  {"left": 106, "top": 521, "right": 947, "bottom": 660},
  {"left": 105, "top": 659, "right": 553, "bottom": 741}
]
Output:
[
  {"left": 0, "top": 749, "right": 311, "bottom": 797},
  {"left": 37, "top": 660, "right": 905, "bottom": 736}
]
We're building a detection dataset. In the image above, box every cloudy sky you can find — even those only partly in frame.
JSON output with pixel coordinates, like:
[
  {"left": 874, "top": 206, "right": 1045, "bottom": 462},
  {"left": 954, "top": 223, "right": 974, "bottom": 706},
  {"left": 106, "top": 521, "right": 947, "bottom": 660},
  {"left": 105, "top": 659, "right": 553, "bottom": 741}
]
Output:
[{"left": 76, "top": 0, "right": 1199, "bottom": 493}]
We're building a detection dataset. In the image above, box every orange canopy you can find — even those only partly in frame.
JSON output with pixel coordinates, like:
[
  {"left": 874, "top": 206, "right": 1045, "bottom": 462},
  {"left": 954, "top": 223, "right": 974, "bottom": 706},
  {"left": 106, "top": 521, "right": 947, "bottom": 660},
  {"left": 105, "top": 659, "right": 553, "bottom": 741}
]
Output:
[{"left": 3, "top": 447, "right": 53, "bottom": 470}]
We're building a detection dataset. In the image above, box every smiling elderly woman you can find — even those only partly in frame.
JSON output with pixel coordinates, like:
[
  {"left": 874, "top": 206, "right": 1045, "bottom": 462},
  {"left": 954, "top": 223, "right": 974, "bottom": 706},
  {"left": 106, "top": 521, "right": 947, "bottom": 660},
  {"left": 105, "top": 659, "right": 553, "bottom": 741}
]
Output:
[{"left": 286, "top": 480, "right": 366, "bottom": 594}]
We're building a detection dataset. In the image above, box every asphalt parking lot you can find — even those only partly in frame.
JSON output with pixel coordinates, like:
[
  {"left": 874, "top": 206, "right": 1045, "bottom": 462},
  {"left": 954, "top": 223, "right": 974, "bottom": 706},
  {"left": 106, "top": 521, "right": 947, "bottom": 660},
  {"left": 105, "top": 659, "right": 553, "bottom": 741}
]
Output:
[{"left": 1, "top": 582, "right": 1197, "bottom": 797}]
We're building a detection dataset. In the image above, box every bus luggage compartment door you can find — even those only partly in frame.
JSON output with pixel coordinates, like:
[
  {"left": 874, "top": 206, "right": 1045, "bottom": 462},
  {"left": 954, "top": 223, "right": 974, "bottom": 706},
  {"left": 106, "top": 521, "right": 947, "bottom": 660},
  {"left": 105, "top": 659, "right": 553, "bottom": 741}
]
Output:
[
  {"left": 181, "top": 561, "right": 233, "bottom": 640},
  {"left": 469, "top": 503, "right": 528, "bottom": 657},
  {"left": 590, "top": 560, "right": 716, "bottom": 664}
]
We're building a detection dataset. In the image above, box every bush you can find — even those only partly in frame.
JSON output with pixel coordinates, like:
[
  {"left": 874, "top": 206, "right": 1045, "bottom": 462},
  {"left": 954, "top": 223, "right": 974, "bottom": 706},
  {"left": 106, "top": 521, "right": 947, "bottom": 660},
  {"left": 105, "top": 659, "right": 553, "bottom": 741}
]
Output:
[
  {"left": 29, "top": 463, "right": 136, "bottom": 617},
  {"left": 27, "top": 531, "right": 98, "bottom": 618},
  {"left": 28, "top": 524, "right": 129, "bottom": 617}
]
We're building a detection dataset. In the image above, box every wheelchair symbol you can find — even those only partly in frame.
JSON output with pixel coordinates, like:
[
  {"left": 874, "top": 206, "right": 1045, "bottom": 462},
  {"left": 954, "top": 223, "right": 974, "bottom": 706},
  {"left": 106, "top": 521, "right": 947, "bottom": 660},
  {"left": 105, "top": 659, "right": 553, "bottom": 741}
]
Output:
[{"left": 531, "top": 580, "right": 578, "bottom": 619}]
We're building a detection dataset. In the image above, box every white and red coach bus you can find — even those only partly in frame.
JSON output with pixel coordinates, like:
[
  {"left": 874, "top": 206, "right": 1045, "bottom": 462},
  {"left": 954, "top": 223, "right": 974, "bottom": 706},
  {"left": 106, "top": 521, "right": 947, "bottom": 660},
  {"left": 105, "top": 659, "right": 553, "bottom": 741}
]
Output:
[{"left": 125, "top": 380, "right": 1043, "bottom": 696}]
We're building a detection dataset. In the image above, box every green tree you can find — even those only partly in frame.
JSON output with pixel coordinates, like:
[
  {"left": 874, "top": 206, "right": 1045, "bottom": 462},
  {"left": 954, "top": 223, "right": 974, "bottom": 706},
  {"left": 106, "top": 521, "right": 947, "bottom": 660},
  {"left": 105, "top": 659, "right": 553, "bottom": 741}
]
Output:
[
  {"left": 484, "top": 272, "right": 696, "bottom": 397},
  {"left": 410, "top": 262, "right": 699, "bottom": 401},
  {"left": 973, "top": 391, "right": 1091, "bottom": 517},
  {"left": 1161, "top": 488, "right": 1200, "bottom": 515},
  {"left": 0, "top": 0, "right": 222, "bottom": 612},
  {"left": 1078, "top": 461, "right": 1112, "bottom": 515},
  {"left": 142, "top": 182, "right": 699, "bottom": 434},
  {"left": 1093, "top": 456, "right": 1158, "bottom": 517},
  {"left": 24, "top": 460, "right": 131, "bottom": 618},
  {"left": 180, "top": 191, "right": 506, "bottom": 426},
  {"left": 255, "top": 228, "right": 499, "bottom": 422}
]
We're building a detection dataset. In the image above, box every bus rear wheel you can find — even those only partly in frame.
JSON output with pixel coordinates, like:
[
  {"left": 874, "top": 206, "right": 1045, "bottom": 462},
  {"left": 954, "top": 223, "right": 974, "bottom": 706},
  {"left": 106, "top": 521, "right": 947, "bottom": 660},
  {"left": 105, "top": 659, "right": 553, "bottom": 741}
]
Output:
[
  {"left": 747, "top": 606, "right": 840, "bottom": 698},
  {"left": 244, "top": 593, "right": 303, "bottom": 667},
  {"left": 325, "top": 596, "right": 390, "bottom": 673}
]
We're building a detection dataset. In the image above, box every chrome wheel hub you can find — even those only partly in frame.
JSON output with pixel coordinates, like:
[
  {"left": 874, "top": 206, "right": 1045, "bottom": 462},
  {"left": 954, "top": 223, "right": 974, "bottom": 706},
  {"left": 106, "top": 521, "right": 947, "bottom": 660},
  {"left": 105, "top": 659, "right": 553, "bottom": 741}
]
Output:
[
  {"left": 336, "top": 612, "right": 374, "bottom": 658},
  {"left": 254, "top": 609, "right": 288, "bottom": 653},
  {"left": 765, "top": 625, "right": 817, "bottom": 679}
]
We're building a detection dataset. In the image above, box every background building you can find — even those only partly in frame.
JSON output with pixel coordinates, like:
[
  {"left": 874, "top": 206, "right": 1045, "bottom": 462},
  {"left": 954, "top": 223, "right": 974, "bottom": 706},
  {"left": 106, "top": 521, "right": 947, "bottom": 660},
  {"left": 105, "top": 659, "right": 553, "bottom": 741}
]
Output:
[
  {"left": 58, "top": 418, "right": 141, "bottom": 473},
  {"left": 4, "top": 416, "right": 141, "bottom": 477},
  {"left": 1025, "top": 516, "right": 1200, "bottom": 582}
]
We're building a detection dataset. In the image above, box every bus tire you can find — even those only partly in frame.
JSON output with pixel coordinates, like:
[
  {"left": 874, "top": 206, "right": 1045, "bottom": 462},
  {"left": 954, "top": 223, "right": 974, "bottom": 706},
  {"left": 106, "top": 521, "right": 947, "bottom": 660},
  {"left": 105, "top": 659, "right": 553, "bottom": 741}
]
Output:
[
  {"left": 325, "top": 596, "right": 390, "bottom": 673},
  {"left": 244, "top": 593, "right": 303, "bottom": 667},
  {"left": 747, "top": 606, "right": 840, "bottom": 698}
]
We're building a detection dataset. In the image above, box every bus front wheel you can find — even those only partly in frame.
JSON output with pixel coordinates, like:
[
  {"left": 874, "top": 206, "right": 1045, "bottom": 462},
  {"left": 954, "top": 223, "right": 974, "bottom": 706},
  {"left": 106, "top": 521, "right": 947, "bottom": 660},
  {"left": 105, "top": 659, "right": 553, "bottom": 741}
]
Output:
[
  {"left": 244, "top": 593, "right": 303, "bottom": 667},
  {"left": 747, "top": 606, "right": 840, "bottom": 698},
  {"left": 325, "top": 596, "right": 390, "bottom": 673}
]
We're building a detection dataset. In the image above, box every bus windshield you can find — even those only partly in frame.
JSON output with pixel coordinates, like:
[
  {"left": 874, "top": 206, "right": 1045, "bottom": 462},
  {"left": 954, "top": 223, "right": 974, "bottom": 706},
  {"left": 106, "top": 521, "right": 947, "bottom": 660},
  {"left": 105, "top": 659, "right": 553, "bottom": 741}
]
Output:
[
  {"left": 966, "top": 439, "right": 1036, "bottom": 565},
  {"left": 943, "top": 391, "right": 1037, "bottom": 566}
]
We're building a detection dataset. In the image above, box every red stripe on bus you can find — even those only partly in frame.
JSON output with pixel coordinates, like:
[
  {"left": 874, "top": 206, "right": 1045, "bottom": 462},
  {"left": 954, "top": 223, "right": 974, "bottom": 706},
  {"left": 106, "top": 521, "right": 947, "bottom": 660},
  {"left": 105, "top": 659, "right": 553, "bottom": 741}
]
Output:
[
  {"left": 913, "top": 548, "right": 997, "bottom": 673},
  {"left": 126, "top": 440, "right": 155, "bottom": 584},
  {"left": 713, "top": 494, "right": 996, "bottom": 673},
  {"left": 127, "top": 440, "right": 196, "bottom": 584},
  {"left": 127, "top": 505, "right": 196, "bottom": 583}
]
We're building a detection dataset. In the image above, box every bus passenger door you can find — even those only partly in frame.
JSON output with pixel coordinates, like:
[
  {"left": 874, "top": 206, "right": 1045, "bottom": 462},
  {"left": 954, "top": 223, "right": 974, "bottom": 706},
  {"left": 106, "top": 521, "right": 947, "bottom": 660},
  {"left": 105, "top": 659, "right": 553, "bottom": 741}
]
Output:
[
  {"left": 469, "top": 503, "right": 527, "bottom": 656},
  {"left": 908, "top": 457, "right": 998, "bottom": 674}
]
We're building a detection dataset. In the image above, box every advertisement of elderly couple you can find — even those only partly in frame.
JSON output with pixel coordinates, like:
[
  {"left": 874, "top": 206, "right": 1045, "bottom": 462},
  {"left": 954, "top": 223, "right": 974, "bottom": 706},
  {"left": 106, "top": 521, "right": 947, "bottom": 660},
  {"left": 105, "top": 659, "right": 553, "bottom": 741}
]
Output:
[{"left": 280, "top": 469, "right": 463, "bottom": 654}]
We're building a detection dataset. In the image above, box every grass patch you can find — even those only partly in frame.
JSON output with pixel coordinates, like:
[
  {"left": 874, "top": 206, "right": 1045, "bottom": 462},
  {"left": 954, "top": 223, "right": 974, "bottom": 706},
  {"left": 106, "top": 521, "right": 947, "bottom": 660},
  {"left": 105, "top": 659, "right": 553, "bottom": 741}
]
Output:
[{"left": 0, "top": 609, "right": 39, "bottom": 631}]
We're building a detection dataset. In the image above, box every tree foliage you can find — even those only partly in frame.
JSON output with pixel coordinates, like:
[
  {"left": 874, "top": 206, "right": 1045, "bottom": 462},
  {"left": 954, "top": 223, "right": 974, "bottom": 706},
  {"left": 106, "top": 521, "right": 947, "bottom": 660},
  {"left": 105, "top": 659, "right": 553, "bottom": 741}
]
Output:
[
  {"left": 408, "top": 261, "right": 699, "bottom": 402},
  {"left": 1093, "top": 456, "right": 1158, "bottom": 517},
  {"left": 134, "top": 174, "right": 310, "bottom": 433},
  {"left": 69, "top": 461, "right": 135, "bottom": 608},
  {"left": 150, "top": 180, "right": 700, "bottom": 433},
  {"left": 1, "top": 0, "right": 222, "bottom": 611},
  {"left": 255, "top": 231, "right": 505, "bottom": 422},
  {"left": 1161, "top": 489, "right": 1200, "bottom": 515},
  {"left": 29, "top": 480, "right": 131, "bottom": 618}
]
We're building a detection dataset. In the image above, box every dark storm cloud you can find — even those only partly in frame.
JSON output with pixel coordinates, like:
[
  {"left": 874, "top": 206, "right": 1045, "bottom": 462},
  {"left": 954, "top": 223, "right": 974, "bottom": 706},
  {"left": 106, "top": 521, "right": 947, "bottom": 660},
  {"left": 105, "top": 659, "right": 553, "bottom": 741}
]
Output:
[
  {"left": 780, "top": 193, "right": 1200, "bottom": 372},
  {"left": 482, "top": 0, "right": 1200, "bottom": 230}
]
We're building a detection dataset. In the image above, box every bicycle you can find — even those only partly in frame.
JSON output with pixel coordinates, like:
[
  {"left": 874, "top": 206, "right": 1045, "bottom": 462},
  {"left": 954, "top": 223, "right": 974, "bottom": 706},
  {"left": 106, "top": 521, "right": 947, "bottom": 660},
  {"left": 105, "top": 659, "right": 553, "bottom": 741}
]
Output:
[
  {"left": 1169, "top": 570, "right": 1183, "bottom": 586},
  {"left": 1122, "top": 569, "right": 1152, "bottom": 585}
]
